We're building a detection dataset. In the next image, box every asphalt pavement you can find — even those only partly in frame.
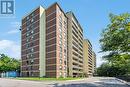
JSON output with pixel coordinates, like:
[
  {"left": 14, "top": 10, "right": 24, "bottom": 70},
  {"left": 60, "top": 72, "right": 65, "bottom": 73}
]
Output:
[{"left": 0, "top": 77, "right": 129, "bottom": 87}]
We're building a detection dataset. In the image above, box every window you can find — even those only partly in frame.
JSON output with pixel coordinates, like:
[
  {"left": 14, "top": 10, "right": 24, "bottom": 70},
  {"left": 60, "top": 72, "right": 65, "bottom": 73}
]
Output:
[
  {"left": 64, "top": 32, "right": 66, "bottom": 37},
  {"left": 64, "top": 38, "right": 66, "bottom": 42},
  {"left": 31, "top": 48, "right": 34, "bottom": 52},
  {"left": 59, "top": 53, "right": 62, "bottom": 59},
  {"left": 59, "top": 28, "right": 62, "bottom": 33},
  {"left": 31, "top": 24, "right": 34, "bottom": 29},
  {"left": 26, "top": 55, "right": 29, "bottom": 59},
  {"left": 31, "top": 42, "right": 34, "bottom": 47},
  {"left": 31, "top": 59, "right": 34, "bottom": 64},
  {"left": 30, "top": 54, "right": 33, "bottom": 57},
  {"left": 59, "top": 72, "right": 62, "bottom": 76},
  {"left": 26, "top": 38, "right": 29, "bottom": 42},
  {"left": 29, "top": 54, "right": 34, "bottom": 59},
  {"left": 60, "top": 47, "right": 62, "bottom": 52},
  {"left": 26, "top": 21, "right": 30, "bottom": 26},
  {"left": 31, "top": 36, "right": 34, "bottom": 40},
  {"left": 26, "top": 60, "right": 29, "bottom": 65},
  {"left": 64, "top": 66, "right": 66, "bottom": 70},
  {"left": 31, "top": 13, "right": 34, "bottom": 17},
  {"left": 31, "top": 30, "right": 34, "bottom": 34},
  {"left": 59, "top": 65, "right": 62, "bottom": 70},
  {"left": 59, "top": 34, "right": 62, "bottom": 39},
  {"left": 27, "top": 16, "right": 29, "bottom": 20},
  {"left": 26, "top": 44, "right": 29, "bottom": 48},
  {"left": 59, "top": 40, "right": 62, "bottom": 45},
  {"left": 64, "top": 55, "right": 66, "bottom": 59},
  {"left": 59, "top": 22, "right": 62, "bottom": 28},
  {"left": 59, "top": 15, "right": 62, "bottom": 22},
  {"left": 64, "top": 49, "right": 66, "bottom": 53},
  {"left": 60, "top": 59, "right": 62, "bottom": 64},
  {"left": 26, "top": 33, "right": 29, "bottom": 37},
  {"left": 64, "top": 61, "right": 67, "bottom": 65},
  {"left": 64, "top": 21, "right": 66, "bottom": 25},
  {"left": 27, "top": 49, "right": 30, "bottom": 53},
  {"left": 64, "top": 44, "right": 66, "bottom": 49},
  {"left": 27, "top": 27, "right": 29, "bottom": 31},
  {"left": 31, "top": 18, "right": 34, "bottom": 23},
  {"left": 64, "top": 25, "right": 67, "bottom": 30}
]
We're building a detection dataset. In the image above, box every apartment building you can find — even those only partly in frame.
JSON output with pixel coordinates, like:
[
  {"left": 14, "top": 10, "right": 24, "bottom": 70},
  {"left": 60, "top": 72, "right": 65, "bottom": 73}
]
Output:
[
  {"left": 21, "top": 2, "right": 96, "bottom": 78},
  {"left": 21, "top": 6, "right": 46, "bottom": 77},
  {"left": 92, "top": 51, "right": 96, "bottom": 75},
  {"left": 66, "top": 12, "right": 84, "bottom": 77},
  {"left": 45, "top": 3, "right": 67, "bottom": 78},
  {"left": 21, "top": 3, "right": 67, "bottom": 78},
  {"left": 83, "top": 39, "right": 94, "bottom": 77}
]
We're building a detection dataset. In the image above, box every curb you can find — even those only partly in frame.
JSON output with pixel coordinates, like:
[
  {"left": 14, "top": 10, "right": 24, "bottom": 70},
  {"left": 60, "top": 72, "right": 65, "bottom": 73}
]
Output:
[
  {"left": 65, "top": 78, "right": 86, "bottom": 82},
  {"left": 116, "top": 78, "right": 130, "bottom": 86}
]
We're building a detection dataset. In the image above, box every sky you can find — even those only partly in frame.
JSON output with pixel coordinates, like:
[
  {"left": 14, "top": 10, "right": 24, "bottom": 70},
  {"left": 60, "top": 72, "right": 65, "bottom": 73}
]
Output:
[{"left": 0, "top": 0, "right": 130, "bottom": 67}]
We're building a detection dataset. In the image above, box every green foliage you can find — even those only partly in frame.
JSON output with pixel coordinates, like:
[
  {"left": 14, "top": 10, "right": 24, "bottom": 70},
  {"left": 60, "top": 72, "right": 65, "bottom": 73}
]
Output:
[
  {"left": 97, "top": 63, "right": 110, "bottom": 76},
  {"left": 100, "top": 13, "right": 130, "bottom": 53},
  {"left": 98, "top": 13, "right": 130, "bottom": 77},
  {"left": 97, "top": 55, "right": 130, "bottom": 76},
  {"left": 0, "top": 54, "right": 20, "bottom": 72}
]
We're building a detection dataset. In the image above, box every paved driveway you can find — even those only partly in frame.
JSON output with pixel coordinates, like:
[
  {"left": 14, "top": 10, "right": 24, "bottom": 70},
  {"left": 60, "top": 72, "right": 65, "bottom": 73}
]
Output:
[{"left": 0, "top": 77, "right": 129, "bottom": 87}]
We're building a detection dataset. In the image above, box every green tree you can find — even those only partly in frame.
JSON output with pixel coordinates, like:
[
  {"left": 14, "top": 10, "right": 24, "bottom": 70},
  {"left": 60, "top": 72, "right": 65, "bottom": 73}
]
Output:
[
  {"left": 99, "top": 13, "right": 130, "bottom": 76},
  {"left": 0, "top": 54, "right": 20, "bottom": 72},
  {"left": 100, "top": 13, "right": 130, "bottom": 53},
  {"left": 97, "top": 63, "right": 110, "bottom": 76}
]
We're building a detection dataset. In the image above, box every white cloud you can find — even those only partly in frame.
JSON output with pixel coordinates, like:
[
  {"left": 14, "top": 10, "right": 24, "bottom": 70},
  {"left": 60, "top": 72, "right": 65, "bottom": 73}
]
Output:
[
  {"left": 7, "top": 29, "right": 19, "bottom": 34},
  {"left": 0, "top": 40, "right": 20, "bottom": 59},
  {"left": 7, "top": 22, "right": 21, "bottom": 34}
]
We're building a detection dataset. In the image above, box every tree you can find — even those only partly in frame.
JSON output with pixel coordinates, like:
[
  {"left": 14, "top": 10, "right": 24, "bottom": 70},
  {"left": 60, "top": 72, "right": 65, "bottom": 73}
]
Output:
[
  {"left": 97, "top": 63, "right": 110, "bottom": 76},
  {"left": 100, "top": 13, "right": 130, "bottom": 53},
  {"left": 99, "top": 13, "right": 130, "bottom": 76},
  {"left": 0, "top": 54, "right": 20, "bottom": 72}
]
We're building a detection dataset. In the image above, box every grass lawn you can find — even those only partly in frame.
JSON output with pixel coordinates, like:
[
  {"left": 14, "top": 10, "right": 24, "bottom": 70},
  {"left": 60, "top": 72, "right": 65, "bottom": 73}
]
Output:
[{"left": 15, "top": 77, "right": 83, "bottom": 81}]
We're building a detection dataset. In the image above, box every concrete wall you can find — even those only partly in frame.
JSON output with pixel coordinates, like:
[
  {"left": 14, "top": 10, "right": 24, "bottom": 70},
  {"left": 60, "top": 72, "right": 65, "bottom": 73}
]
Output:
[{"left": 39, "top": 6, "right": 46, "bottom": 77}]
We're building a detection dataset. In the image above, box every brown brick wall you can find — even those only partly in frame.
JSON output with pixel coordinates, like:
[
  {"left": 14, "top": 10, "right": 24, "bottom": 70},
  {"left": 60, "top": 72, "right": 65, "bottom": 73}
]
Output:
[
  {"left": 46, "top": 19, "right": 56, "bottom": 28},
  {"left": 21, "top": 7, "right": 40, "bottom": 77},
  {"left": 46, "top": 72, "right": 56, "bottom": 78},
  {"left": 46, "top": 32, "right": 56, "bottom": 40},
  {"left": 46, "top": 65, "right": 56, "bottom": 70},
  {"left": 46, "top": 52, "right": 56, "bottom": 58},
  {"left": 46, "top": 13, "right": 56, "bottom": 21},
  {"left": 46, "top": 4, "right": 56, "bottom": 15},
  {"left": 46, "top": 25, "right": 56, "bottom": 33},
  {"left": 45, "top": 3, "right": 57, "bottom": 78},
  {"left": 21, "top": 71, "right": 39, "bottom": 77},
  {"left": 46, "top": 38, "right": 56, "bottom": 46},
  {"left": 46, "top": 45, "right": 56, "bottom": 52},
  {"left": 46, "top": 58, "right": 56, "bottom": 64}
]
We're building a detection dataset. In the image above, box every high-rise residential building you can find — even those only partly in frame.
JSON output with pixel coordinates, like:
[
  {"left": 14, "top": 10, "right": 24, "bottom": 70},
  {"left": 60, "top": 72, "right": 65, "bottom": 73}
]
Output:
[
  {"left": 21, "top": 3, "right": 67, "bottom": 78},
  {"left": 21, "top": 6, "right": 46, "bottom": 77},
  {"left": 83, "top": 39, "right": 94, "bottom": 77},
  {"left": 21, "top": 2, "right": 96, "bottom": 78},
  {"left": 92, "top": 51, "right": 96, "bottom": 75},
  {"left": 45, "top": 3, "right": 67, "bottom": 78},
  {"left": 66, "top": 12, "right": 84, "bottom": 77}
]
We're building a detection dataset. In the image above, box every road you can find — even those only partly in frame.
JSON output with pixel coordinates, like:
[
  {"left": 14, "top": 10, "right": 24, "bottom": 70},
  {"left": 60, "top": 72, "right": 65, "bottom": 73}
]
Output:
[{"left": 0, "top": 77, "right": 129, "bottom": 87}]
